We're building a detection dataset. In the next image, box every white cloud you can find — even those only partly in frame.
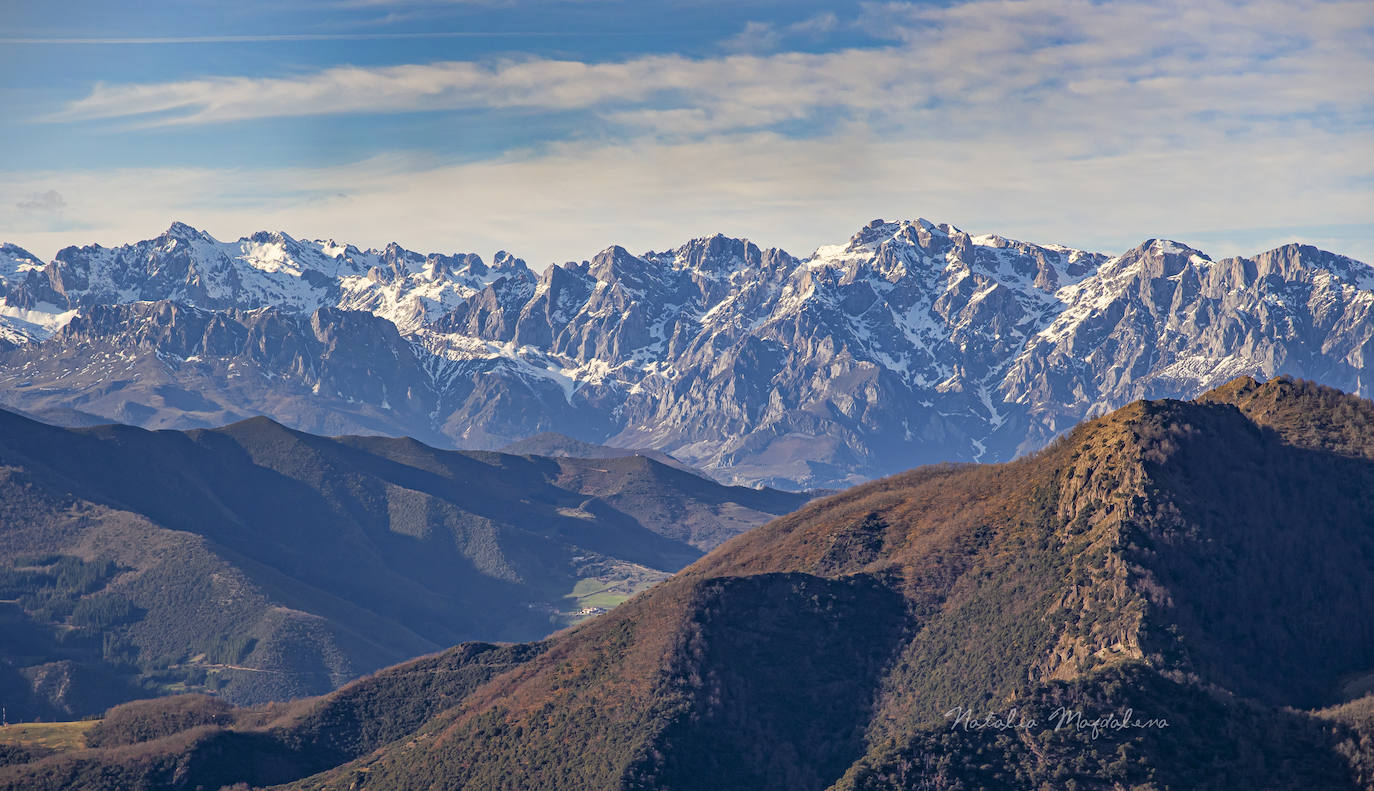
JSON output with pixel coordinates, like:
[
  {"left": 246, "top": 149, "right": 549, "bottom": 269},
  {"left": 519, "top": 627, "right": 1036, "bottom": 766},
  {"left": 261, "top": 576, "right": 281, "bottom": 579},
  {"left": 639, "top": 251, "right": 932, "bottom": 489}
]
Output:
[
  {"left": 2, "top": 126, "right": 1371, "bottom": 266},
  {"left": 788, "top": 12, "right": 838, "bottom": 35},
  {"left": 52, "top": 51, "right": 927, "bottom": 127},
  {"left": 15, "top": 190, "right": 66, "bottom": 213},
  {"left": 52, "top": 0, "right": 1374, "bottom": 131},
  {"left": 15, "top": 0, "right": 1373, "bottom": 266},
  {"left": 722, "top": 21, "right": 783, "bottom": 55},
  {"left": 721, "top": 13, "right": 843, "bottom": 54}
]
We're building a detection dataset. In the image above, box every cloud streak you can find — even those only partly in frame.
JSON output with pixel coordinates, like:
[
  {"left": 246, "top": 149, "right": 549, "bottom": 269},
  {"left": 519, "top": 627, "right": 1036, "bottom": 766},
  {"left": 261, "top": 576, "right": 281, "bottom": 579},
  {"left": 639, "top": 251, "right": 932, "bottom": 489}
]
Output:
[
  {"left": 3, "top": 126, "right": 1371, "bottom": 267},
  {"left": 50, "top": 0, "right": 1374, "bottom": 132}
]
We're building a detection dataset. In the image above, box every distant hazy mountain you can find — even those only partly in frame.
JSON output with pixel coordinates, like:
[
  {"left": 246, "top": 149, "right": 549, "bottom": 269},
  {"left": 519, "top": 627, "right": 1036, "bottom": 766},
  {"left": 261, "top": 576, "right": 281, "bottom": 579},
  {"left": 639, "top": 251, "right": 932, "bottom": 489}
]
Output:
[
  {"left": 0, "top": 409, "right": 808, "bottom": 719},
  {"left": 3, "top": 221, "right": 1373, "bottom": 489},
  {"left": 7, "top": 376, "right": 1374, "bottom": 790},
  {"left": 500, "top": 432, "right": 704, "bottom": 477}
]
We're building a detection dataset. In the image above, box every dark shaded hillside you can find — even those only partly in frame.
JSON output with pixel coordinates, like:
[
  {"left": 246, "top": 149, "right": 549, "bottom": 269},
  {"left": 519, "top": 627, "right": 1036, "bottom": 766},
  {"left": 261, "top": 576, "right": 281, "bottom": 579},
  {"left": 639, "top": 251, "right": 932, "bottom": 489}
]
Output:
[
  {"left": 1119, "top": 396, "right": 1374, "bottom": 707},
  {"left": 836, "top": 664, "right": 1361, "bottom": 790},
  {"left": 5, "top": 376, "right": 1374, "bottom": 790},
  {"left": 0, "top": 410, "right": 808, "bottom": 717},
  {"left": 542, "top": 452, "right": 815, "bottom": 551},
  {"left": 0, "top": 641, "right": 541, "bottom": 791}
]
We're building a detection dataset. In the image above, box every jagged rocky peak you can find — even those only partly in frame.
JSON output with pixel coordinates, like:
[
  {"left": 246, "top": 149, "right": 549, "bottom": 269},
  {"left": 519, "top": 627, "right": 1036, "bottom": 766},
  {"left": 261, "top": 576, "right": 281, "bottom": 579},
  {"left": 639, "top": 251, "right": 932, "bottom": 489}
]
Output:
[
  {"left": 1098, "top": 237, "right": 1213, "bottom": 281},
  {"left": 584, "top": 246, "right": 679, "bottom": 306},
  {"left": 0, "top": 243, "right": 45, "bottom": 279},
  {"left": 1243, "top": 242, "right": 1374, "bottom": 288},
  {"left": 4, "top": 218, "right": 1373, "bottom": 491},
  {"left": 377, "top": 241, "right": 422, "bottom": 276},
  {"left": 1138, "top": 237, "right": 1207, "bottom": 260},
  {"left": 849, "top": 216, "right": 958, "bottom": 246},
  {"left": 657, "top": 233, "right": 768, "bottom": 274},
  {"left": 588, "top": 244, "right": 643, "bottom": 280},
  {"left": 162, "top": 220, "right": 213, "bottom": 242},
  {"left": 806, "top": 217, "right": 952, "bottom": 287},
  {"left": 0, "top": 242, "right": 42, "bottom": 258},
  {"left": 54, "top": 300, "right": 212, "bottom": 351},
  {"left": 316, "top": 238, "right": 361, "bottom": 258},
  {"left": 848, "top": 217, "right": 901, "bottom": 247},
  {"left": 246, "top": 228, "right": 297, "bottom": 247},
  {"left": 0, "top": 223, "right": 537, "bottom": 334},
  {"left": 412, "top": 250, "right": 479, "bottom": 282},
  {"left": 452, "top": 252, "right": 486, "bottom": 278},
  {"left": 355, "top": 242, "right": 412, "bottom": 284},
  {"left": 537, "top": 257, "right": 591, "bottom": 288},
  {"left": 828, "top": 217, "right": 966, "bottom": 259},
  {"left": 489, "top": 250, "right": 528, "bottom": 272}
]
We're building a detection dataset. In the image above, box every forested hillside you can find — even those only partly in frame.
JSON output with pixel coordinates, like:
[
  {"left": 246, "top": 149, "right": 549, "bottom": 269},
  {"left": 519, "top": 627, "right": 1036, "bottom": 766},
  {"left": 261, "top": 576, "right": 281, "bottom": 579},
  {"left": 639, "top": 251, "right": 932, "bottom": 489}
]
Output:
[{"left": 5, "top": 376, "right": 1372, "bottom": 789}]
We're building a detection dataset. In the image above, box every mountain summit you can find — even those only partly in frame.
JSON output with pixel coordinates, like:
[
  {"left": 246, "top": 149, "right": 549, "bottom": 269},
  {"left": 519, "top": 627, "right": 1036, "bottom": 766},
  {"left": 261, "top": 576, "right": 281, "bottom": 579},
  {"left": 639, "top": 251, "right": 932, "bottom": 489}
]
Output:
[{"left": 2, "top": 221, "right": 1372, "bottom": 488}]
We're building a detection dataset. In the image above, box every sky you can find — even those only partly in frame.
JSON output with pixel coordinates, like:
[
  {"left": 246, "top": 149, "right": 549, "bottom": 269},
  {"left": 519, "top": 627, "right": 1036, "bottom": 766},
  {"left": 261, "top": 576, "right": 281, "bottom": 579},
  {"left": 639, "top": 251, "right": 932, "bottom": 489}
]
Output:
[{"left": 1, "top": 0, "right": 1372, "bottom": 267}]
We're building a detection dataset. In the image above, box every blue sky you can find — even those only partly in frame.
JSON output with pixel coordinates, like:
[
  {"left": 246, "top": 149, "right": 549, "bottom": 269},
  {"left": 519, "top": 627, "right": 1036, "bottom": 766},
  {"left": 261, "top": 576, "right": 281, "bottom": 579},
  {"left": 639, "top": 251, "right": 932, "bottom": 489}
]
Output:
[{"left": 2, "top": 0, "right": 1372, "bottom": 266}]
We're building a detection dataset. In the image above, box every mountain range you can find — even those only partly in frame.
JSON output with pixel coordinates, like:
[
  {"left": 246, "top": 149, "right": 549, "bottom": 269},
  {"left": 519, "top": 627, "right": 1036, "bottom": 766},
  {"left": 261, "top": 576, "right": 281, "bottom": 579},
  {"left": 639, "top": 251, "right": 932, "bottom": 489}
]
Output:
[
  {"left": 4, "top": 375, "right": 1372, "bottom": 790},
  {"left": 4, "top": 220, "right": 1373, "bottom": 489},
  {"left": 0, "top": 409, "right": 807, "bottom": 720}
]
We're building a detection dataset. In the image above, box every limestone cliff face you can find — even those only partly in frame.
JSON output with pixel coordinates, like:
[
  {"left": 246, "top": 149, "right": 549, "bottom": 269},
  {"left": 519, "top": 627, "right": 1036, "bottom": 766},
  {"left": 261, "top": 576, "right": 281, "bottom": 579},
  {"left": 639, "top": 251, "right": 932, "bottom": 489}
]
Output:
[{"left": 3, "top": 220, "right": 1372, "bottom": 490}]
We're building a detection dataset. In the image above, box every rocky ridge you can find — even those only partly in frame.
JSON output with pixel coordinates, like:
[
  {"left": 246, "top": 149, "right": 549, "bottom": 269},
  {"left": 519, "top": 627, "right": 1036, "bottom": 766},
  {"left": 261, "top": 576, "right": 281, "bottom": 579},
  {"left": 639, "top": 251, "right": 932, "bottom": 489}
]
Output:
[{"left": 2, "top": 220, "right": 1371, "bottom": 488}]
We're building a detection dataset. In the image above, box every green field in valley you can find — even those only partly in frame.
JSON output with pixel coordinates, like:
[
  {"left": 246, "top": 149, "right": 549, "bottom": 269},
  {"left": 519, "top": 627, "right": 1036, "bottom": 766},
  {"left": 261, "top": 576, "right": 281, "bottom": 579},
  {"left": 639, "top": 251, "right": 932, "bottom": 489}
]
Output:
[
  {"left": 562, "top": 565, "right": 669, "bottom": 623},
  {"left": 0, "top": 720, "right": 97, "bottom": 752}
]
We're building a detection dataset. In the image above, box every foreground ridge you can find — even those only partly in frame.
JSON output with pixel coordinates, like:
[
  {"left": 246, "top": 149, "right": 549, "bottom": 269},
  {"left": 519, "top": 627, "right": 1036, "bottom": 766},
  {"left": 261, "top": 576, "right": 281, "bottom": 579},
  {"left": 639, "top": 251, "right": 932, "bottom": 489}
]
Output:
[{"left": 5, "top": 376, "right": 1373, "bottom": 790}]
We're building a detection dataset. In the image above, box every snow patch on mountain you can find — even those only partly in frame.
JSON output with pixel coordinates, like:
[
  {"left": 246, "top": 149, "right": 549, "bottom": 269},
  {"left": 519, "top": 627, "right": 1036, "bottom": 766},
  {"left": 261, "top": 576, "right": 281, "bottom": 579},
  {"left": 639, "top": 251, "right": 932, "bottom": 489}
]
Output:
[
  {"left": 0, "top": 223, "right": 532, "bottom": 334},
  {"left": 3, "top": 219, "right": 1373, "bottom": 489}
]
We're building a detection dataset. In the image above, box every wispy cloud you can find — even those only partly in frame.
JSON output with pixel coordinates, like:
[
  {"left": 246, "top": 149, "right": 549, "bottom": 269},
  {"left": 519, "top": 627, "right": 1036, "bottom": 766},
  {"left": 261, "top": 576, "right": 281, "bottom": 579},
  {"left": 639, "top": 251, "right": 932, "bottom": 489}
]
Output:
[
  {"left": 3, "top": 125, "right": 1371, "bottom": 266},
  {"left": 721, "top": 22, "right": 783, "bottom": 55},
  {"left": 15, "top": 190, "right": 66, "bottom": 214},
  {"left": 49, "top": 0, "right": 1374, "bottom": 139},
  {"left": 722, "top": 12, "right": 841, "bottom": 54}
]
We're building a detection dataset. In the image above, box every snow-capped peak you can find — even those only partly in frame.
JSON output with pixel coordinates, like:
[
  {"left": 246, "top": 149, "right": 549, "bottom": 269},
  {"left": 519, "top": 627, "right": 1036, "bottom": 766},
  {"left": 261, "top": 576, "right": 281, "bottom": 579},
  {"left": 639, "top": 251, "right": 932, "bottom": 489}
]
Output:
[
  {"left": 3, "top": 217, "right": 1373, "bottom": 491},
  {"left": 0, "top": 244, "right": 46, "bottom": 279},
  {"left": 1144, "top": 238, "right": 1203, "bottom": 257},
  {"left": 0, "top": 225, "right": 533, "bottom": 335},
  {"left": 163, "top": 220, "right": 212, "bottom": 241}
]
